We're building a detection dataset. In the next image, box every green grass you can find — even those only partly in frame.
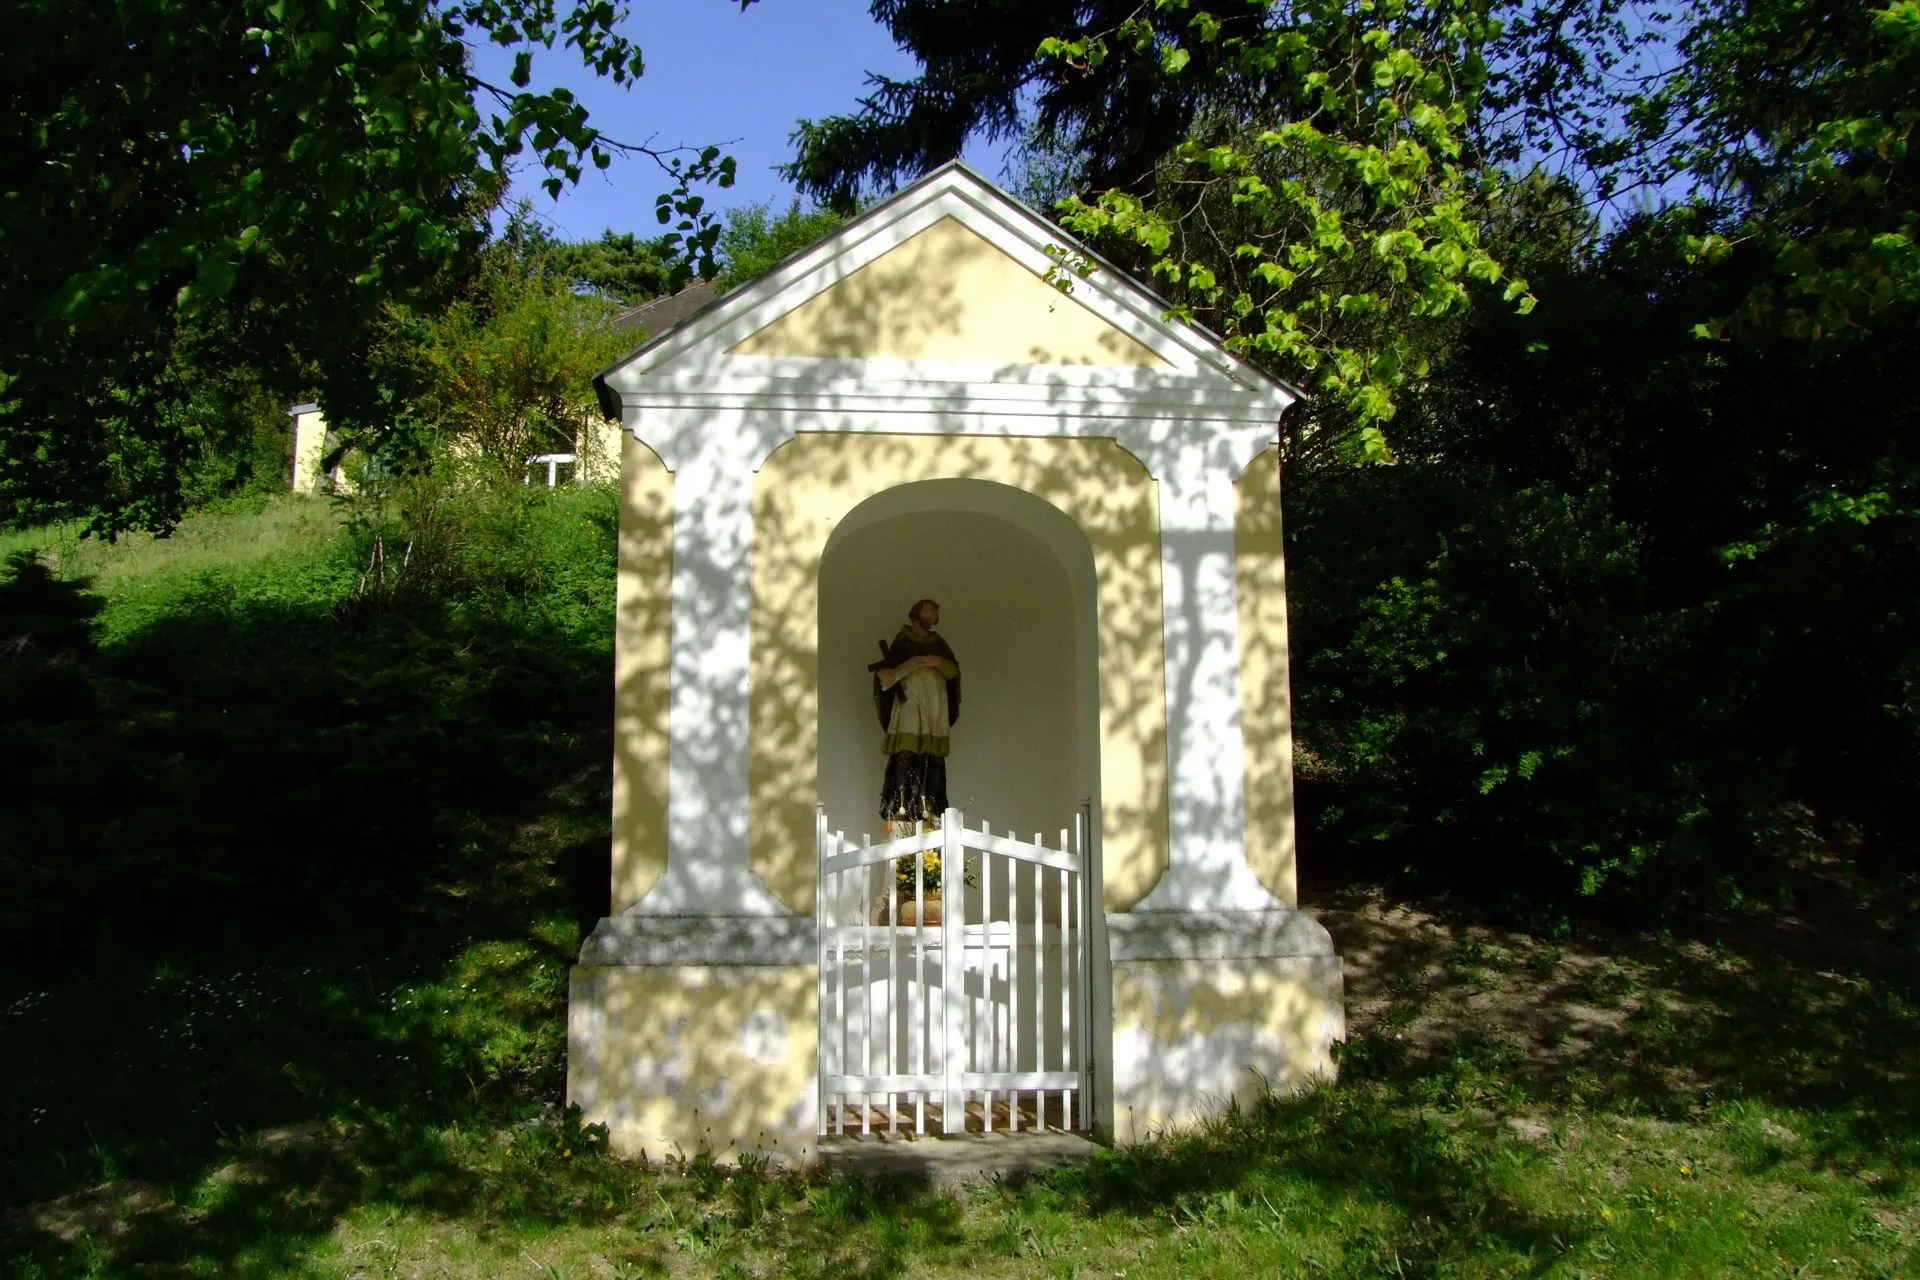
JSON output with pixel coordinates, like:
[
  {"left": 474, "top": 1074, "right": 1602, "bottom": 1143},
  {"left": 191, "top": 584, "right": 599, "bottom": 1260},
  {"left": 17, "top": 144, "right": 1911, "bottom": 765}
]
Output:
[
  {"left": 2, "top": 495, "right": 1916, "bottom": 1278},
  {"left": 0, "top": 494, "right": 350, "bottom": 640}
]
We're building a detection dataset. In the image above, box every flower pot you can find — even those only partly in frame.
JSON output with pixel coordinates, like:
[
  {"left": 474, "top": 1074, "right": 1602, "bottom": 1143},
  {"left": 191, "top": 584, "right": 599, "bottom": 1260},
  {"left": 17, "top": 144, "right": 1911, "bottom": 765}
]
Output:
[{"left": 873, "top": 891, "right": 941, "bottom": 926}]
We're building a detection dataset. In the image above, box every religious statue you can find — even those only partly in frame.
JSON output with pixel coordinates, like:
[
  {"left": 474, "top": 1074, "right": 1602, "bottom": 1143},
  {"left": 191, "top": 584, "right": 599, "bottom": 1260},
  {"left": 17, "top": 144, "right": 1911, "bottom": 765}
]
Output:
[{"left": 870, "top": 598, "right": 961, "bottom": 833}]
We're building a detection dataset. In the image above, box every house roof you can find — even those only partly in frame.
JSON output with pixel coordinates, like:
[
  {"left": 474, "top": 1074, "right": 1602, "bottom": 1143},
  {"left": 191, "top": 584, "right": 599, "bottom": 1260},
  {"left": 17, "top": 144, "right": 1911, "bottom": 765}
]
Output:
[{"left": 608, "top": 280, "right": 720, "bottom": 336}]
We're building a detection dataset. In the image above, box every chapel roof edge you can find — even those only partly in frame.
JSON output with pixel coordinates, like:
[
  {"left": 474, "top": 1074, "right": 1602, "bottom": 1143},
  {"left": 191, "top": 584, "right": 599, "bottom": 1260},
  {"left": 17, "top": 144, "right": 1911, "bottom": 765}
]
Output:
[{"left": 592, "top": 161, "right": 1306, "bottom": 406}]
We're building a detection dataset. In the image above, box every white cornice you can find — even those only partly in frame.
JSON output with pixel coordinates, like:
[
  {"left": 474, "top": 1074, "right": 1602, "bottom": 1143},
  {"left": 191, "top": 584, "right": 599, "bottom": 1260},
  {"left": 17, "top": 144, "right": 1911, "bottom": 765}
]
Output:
[{"left": 618, "top": 390, "right": 1288, "bottom": 425}]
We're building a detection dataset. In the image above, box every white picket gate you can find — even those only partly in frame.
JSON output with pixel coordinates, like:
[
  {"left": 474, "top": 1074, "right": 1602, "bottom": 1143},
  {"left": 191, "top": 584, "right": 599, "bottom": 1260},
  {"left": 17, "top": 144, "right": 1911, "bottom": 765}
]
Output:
[{"left": 816, "top": 806, "right": 1092, "bottom": 1137}]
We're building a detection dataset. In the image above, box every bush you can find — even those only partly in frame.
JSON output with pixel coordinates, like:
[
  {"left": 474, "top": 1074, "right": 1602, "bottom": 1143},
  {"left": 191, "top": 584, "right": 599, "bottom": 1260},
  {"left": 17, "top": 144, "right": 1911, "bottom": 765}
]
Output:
[
  {"left": 1289, "top": 464, "right": 1779, "bottom": 906},
  {"left": 0, "top": 482, "right": 618, "bottom": 1204}
]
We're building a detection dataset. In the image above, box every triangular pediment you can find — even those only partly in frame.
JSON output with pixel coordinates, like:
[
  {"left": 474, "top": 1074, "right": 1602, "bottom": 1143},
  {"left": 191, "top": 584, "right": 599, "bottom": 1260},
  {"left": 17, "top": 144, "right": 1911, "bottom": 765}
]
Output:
[
  {"left": 595, "top": 163, "right": 1299, "bottom": 422},
  {"left": 727, "top": 216, "right": 1166, "bottom": 367}
]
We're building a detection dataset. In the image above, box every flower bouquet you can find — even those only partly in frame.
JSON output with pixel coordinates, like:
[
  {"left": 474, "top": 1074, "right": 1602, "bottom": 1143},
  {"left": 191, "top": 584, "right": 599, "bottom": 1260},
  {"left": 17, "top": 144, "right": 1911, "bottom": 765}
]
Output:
[{"left": 873, "top": 844, "right": 975, "bottom": 925}]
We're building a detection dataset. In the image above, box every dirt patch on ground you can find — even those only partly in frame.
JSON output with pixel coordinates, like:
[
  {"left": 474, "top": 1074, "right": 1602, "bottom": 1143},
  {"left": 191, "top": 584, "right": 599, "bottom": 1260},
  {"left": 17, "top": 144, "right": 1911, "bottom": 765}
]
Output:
[
  {"left": 1313, "top": 887, "right": 1670, "bottom": 1071},
  {"left": 1308, "top": 863, "right": 1920, "bottom": 1122},
  {"left": 5, "top": 1120, "right": 357, "bottom": 1251},
  {"left": 6, "top": 1180, "right": 175, "bottom": 1244}
]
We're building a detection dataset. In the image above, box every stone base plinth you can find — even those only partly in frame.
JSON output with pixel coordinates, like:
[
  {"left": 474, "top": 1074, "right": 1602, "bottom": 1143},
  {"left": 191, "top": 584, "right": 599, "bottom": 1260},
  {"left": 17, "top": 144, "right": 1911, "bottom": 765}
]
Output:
[
  {"left": 568, "top": 959, "right": 818, "bottom": 1164},
  {"left": 566, "top": 909, "right": 1344, "bottom": 1158},
  {"left": 1105, "top": 910, "right": 1345, "bottom": 1143}
]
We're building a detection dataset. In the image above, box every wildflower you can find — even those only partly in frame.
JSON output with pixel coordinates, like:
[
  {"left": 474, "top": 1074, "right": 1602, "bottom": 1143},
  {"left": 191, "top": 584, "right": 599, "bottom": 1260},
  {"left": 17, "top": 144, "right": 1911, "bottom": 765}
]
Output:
[{"left": 1601, "top": 1208, "right": 1613, "bottom": 1220}]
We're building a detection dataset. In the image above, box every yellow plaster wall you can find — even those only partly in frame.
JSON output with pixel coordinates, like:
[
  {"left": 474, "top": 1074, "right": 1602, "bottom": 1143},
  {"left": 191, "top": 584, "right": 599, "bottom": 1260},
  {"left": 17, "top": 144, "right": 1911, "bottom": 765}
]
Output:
[
  {"left": 291, "top": 410, "right": 328, "bottom": 495},
  {"left": 1109, "top": 956, "right": 1344, "bottom": 1142},
  {"left": 568, "top": 965, "right": 818, "bottom": 1162},
  {"left": 579, "top": 422, "right": 624, "bottom": 486},
  {"left": 750, "top": 432, "right": 1170, "bottom": 914},
  {"left": 1235, "top": 445, "right": 1299, "bottom": 905},
  {"left": 610, "top": 433, "right": 674, "bottom": 912},
  {"left": 728, "top": 217, "right": 1168, "bottom": 367}
]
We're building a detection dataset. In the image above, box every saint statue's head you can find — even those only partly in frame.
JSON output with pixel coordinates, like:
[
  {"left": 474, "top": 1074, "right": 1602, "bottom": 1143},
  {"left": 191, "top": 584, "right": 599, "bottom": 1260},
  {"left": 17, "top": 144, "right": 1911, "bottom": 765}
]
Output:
[{"left": 907, "top": 598, "right": 941, "bottom": 631}]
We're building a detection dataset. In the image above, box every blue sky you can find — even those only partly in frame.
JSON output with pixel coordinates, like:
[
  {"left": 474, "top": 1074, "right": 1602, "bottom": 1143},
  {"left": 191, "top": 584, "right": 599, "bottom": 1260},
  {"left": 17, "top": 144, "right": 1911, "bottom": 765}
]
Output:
[{"left": 468, "top": 0, "right": 1015, "bottom": 242}]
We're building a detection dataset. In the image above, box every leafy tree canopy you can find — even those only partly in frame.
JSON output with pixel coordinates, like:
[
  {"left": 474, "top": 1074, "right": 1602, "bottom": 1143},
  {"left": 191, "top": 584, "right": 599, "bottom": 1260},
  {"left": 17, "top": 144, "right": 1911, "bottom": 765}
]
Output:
[
  {"left": 790, "top": 0, "right": 1533, "bottom": 448},
  {"left": 792, "top": 0, "right": 1919, "bottom": 442},
  {"left": 715, "top": 201, "right": 847, "bottom": 291},
  {"left": 1481, "top": 0, "right": 1920, "bottom": 342},
  {"left": 361, "top": 233, "right": 637, "bottom": 481},
  {"left": 788, "top": 0, "right": 1281, "bottom": 207},
  {"left": 1, "top": 0, "right": 734, "bottom": 535},
  {"left": 526, "top": 224, "right": 683, "bottom": 307}
]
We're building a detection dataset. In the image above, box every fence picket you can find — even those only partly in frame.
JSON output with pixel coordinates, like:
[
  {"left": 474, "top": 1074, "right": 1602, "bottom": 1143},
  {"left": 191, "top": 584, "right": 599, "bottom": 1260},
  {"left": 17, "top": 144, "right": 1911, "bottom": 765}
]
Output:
[
  {"left": 886, "top": 837, "right": 897, "bottom": 1137},
  {"left": 942, "top": 808, "right": 965, "bottom": 1132},
  {"left": 815, "top": 808, "right": 829, "bottom": 1138},
  {"left": 1033, "top": 833, "right": 1045, "bottom": 1130},
  {"left": 1076, "top": 806, "right": 1092, "bottom": 1131},
  {"left": 913, "top": 833, "right": 926, "bottom": 1136},
  {"left": 834, "top": 849, "right": 842, "bottom": 1137},
  {"left": 981, "top": 827, "right": 994, "bottom": 1135},
  {"left": 1011, "top": 844, "right": 1023, "bottom": 1133},
  {"left": 1058, "top": 829, "right": 1070, "bottom": 1131},
  {"left": 861, "top": 833, "right": 872, "bottom": 1135}
]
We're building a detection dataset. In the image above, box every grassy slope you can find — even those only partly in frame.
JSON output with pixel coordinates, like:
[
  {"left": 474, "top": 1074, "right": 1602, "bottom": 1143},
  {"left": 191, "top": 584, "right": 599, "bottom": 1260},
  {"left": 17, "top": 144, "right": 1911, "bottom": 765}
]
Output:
[
  {"left": 1, "top": 498, "right": 1915, "bottom": 1279},
  {"left": 0, "top": 496, "right": 350, "bottom": 640}
]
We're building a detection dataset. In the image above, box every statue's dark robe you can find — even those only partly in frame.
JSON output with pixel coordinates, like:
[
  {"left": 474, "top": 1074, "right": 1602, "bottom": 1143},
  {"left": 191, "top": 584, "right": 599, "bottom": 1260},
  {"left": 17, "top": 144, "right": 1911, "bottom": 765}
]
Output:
[{"left": 870, "top": 627, "right": 961, "bottom": 823}]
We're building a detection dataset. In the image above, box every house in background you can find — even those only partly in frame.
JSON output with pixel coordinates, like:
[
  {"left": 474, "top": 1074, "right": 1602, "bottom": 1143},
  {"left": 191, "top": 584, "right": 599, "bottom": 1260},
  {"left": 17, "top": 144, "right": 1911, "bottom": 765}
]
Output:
[
  {"left": 284, "top": 283, "right": 721, "bottom": 497},
  {"left": 609, "top": 280, "right": 719, "bottom": 338},
  {"left": 285, "top": 407, "right": 624, "bottom": 493},
  {"left": 287, "top": 403, "right": 346, "bottom": 495}
]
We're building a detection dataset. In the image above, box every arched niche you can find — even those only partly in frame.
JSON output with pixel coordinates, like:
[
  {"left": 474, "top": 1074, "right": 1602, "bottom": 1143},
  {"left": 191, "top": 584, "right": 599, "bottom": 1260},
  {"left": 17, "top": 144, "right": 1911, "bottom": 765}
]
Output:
[
  {"left": 817, "top": 478, "right": 1101, "bottom": 850},
  {"left": 748, "top": 432, "right": 1169, "bottom": 914}
]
